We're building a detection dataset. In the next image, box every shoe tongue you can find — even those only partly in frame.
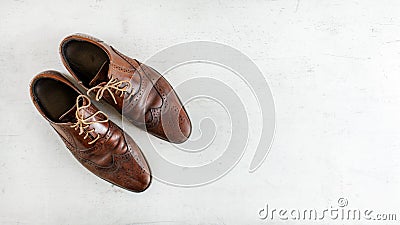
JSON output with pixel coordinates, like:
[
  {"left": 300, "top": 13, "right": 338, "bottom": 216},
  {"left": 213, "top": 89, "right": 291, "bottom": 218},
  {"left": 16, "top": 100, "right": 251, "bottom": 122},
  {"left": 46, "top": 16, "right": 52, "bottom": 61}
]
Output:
[
  {"left": 59, "top": 104, "right": 77, "bottom": 122},
  {"left": 58, "top": 97, "right": 106, "bottom": 123},
  {"left": 89, "top": 61, "right": 109, "bottom": 86},
  {"left": 58, "top": 97, "right": 86, "bottom": 123}
]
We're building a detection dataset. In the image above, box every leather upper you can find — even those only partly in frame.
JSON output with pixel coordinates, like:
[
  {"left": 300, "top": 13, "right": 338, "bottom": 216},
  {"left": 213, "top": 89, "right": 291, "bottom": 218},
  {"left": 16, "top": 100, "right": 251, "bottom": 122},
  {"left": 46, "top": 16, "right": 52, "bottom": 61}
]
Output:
[
  {"left": 30, "top": 71, "right": 151, "bottom": 192},
  {"left": 59, "top": 34, "right": 192, "bottom": 143}
]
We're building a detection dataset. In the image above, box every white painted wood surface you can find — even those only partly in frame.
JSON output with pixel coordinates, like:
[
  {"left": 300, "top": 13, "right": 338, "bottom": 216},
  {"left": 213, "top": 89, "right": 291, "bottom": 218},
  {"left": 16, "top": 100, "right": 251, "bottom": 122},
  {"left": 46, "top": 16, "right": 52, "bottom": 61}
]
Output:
[{"left": 1, "top": 0, "right": 400, "bottom": 224}]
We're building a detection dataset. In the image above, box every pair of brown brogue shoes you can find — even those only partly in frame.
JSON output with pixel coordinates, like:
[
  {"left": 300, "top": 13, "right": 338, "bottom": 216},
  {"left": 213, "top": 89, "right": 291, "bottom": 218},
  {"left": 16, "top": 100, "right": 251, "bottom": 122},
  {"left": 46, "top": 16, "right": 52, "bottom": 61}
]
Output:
[{"left": 29, "top": 34, "right": 191, "bottom": 192}]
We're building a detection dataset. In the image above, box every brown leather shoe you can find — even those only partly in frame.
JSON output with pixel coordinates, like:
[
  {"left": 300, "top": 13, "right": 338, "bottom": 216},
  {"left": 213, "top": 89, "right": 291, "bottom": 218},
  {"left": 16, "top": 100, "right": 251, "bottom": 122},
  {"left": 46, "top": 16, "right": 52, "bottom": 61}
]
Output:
[
  {"left": 30, "top": 71, "right": 151, "bottom": 192},
  {"left": 59, "top": 34, "right": 191, "bottom": 144}
]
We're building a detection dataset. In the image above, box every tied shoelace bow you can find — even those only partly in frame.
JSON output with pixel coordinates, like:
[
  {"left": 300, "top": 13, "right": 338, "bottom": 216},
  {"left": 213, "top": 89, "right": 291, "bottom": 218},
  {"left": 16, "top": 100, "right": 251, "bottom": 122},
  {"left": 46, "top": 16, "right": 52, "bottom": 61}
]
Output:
[
  {"left": 70, "top": 95, "right": 109, "bottom": 145},
  {"left": 87, "top": 77, "right": 132, "bottom": 104}
]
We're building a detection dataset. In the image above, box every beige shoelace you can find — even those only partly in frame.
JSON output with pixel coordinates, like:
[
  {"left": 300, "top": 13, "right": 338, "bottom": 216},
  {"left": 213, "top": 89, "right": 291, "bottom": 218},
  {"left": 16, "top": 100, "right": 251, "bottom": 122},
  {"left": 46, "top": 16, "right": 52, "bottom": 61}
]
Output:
[
  {"left": 87, "top": 77, "right": 131, "bottom": 104},
  {"left": 70, "top": 95, "right": 109, "bottom": 145}
]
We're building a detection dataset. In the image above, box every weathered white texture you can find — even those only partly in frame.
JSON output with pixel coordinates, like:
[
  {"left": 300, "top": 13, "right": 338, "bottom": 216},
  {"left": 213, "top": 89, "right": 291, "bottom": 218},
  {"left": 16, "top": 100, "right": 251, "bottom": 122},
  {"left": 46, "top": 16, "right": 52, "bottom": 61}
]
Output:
[{"left": 1, "top": 0, "right": 400, "bottom": 224}]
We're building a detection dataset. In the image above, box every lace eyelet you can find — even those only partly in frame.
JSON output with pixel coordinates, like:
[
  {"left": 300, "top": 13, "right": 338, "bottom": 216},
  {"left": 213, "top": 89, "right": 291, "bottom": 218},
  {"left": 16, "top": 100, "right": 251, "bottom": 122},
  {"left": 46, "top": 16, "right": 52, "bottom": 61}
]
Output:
[
  {"left": 69, "top": 95, "right": 109, "bottom": 145},
  {"left": 86, "top": 77, "right": 132, "bottom": 104}
]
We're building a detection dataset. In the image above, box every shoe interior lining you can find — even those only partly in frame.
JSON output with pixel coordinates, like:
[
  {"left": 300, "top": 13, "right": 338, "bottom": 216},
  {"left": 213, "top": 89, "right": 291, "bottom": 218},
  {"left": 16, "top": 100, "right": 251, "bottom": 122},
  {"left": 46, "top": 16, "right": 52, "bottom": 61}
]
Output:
[
  {"left": 62, "top": 40, "right": 109, "bottom": 87},
  {"left": 33, "top": 78, "right": 78, "bottom": 122}
]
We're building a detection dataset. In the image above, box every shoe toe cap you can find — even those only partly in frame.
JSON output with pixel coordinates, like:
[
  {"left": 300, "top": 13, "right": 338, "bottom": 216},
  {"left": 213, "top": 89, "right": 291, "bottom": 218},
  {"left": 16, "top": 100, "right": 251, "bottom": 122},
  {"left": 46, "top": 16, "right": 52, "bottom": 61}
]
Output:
[
  {"left": 148, "top": 102, "right": 192, "bottom": 144},
  {"left": 112, "top": 134, "right": 152, "bottom": 192}
]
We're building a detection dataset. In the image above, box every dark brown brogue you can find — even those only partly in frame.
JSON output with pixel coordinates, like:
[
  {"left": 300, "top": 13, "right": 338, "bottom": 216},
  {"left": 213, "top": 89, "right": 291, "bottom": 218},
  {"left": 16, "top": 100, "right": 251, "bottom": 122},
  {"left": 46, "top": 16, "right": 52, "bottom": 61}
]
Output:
[
  {"left": 30, "top": 71, "right": 151, "bottom": 192},
  {"left": 59, "top": 34, "right": 191, "bottom": 144}
]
